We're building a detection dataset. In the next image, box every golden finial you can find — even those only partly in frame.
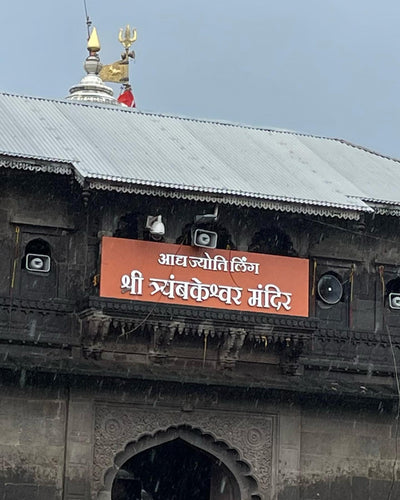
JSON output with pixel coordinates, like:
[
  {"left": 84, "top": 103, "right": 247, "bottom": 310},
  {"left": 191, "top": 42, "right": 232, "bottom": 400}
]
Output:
[
  {"left": 87, "top": 26, "right": 101, "bottom": 53},
  {"left": 119, "top": 25, "right": 137, "bottom": 59}
]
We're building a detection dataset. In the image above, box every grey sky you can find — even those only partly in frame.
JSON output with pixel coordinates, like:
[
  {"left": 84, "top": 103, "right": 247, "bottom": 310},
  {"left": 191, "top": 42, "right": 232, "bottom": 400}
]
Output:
[{"left": 1, "top": 0, "right": 400, "bottom": 159}]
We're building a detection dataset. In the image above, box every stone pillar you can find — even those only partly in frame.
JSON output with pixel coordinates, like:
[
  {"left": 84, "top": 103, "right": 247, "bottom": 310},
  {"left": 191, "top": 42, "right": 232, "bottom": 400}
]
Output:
[
  {"left": 63, "top": 391, "right": 94, "bottom": 500},
  {"left": 277, "top": 407, "right": 301, "bottom": 500}
]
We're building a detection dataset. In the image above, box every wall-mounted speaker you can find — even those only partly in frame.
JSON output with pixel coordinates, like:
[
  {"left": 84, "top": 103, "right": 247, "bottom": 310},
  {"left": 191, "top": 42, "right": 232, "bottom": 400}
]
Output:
[
  {"left": 317, "top": 274, "right": 343, "bottom": 305},
  {"left": 192, "top": 229, "right": 218, "bottom": 249},
  {"left": 389, "top": 293, "right": 400, "bottom": 310},
  {"left": 26, "top": 253, "right": 51, "bottom": 273}
]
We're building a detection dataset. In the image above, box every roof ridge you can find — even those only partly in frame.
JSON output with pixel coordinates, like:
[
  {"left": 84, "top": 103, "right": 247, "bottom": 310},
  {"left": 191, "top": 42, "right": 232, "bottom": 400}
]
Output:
[
  {"left": 331, "top": 137, "right": 400, "bottom": 164},
  {"left": 2, "top": 92, "right": 398, "bottom": 162},
  {"left": 0, "top": 91, "right": 399, "bottom": 218}
]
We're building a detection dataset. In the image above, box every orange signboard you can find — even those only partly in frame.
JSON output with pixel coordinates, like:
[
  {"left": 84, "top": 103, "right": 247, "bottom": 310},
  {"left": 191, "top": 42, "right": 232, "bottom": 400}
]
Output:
[{"left": 100, "top": 237, "right": 309, "bottom": 317}]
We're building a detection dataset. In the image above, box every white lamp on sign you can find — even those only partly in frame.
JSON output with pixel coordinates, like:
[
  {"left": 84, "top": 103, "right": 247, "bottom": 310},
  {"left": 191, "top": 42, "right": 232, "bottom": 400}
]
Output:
[{"left": 146, "top": 215, "right": 165, "bottom": 240}]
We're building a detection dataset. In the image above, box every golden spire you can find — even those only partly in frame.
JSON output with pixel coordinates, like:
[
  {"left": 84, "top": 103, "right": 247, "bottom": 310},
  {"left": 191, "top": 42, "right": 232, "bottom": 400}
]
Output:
[
  {"left": 87, "top": 26, "right": 101, "bottom": 53},
  {"left": 66, "top": 24, "right": 120, "bottom": 106}
]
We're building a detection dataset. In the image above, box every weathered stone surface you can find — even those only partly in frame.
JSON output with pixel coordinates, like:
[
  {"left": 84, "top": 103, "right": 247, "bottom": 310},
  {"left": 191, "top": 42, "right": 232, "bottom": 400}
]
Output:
[
  {"left": 93, "top": 403, "right": 274, "bottom": 499},
  {"left": 3, "top": 167, "right": 400, "bottom": 500},
  {"left": 0, "top": 386, "right": 66, "bottom": 500}
]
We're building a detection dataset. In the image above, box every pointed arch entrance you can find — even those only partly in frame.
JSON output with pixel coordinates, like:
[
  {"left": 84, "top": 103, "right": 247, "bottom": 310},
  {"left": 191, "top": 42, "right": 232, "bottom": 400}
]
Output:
[
  {"left": 99, "top": 425, "right": 261, "bottom": 500},
  {"left": 111, "top": 438, "right": 239, "bottom": 499}
]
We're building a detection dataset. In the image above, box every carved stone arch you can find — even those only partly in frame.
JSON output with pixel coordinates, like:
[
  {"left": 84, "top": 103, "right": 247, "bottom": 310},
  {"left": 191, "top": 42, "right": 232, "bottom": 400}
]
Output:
[
  {"left": 97, "top": 424, "right": 261, "bottom": 500},
  {"left": 23, "top": 236, "right": 52, "bottom": 256},
  {"left": 94, "top": 405, "right": 273, "bottom": 499}
]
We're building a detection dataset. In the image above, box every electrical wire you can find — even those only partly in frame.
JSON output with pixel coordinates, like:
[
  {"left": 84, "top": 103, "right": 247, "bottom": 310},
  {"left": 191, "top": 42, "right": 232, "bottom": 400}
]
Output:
[
  {"left": 8, "top": 226, "right": 20, "bottom": 335},
  {"left": 114, "top": 229, "right": 230, "bottom": 367},
  {"left": 386, "top": 320, "right": 400, "bottom": 500},
  {"left": 381, "top": 271, "right": 400, "bottom": 500},
  {"left": 116, "top": 235, "right": 189, "bottom": 340},
  {"left": 83, "top": 0, "right": 92, "bottom": 39},
  {"left": 304, "top": 216, "right": 400, "bottom": 246},
  {"left": 297, "top": 217, "right": 400, "bottom": 495},
  {"left": 308, "top": 242, "right": 400, "bottom": 497}
]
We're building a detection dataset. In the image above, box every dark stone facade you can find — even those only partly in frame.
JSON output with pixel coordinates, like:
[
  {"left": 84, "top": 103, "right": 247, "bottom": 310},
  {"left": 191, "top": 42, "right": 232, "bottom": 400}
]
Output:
[{"left": 1, "top": 164, "right": 400, "bottom": 499}]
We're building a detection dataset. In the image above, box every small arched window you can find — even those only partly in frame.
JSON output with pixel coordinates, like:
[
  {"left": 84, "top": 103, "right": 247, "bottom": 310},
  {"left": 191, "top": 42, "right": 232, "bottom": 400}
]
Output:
[
  {"left": 248, "top": 226, "right": 297, "bottom": 256},
  {"left": 386, "top": 277, "right": 400, "bottom": 295},
  {"left": 386, "top": 277, "right": 400, "bottom": 310},
  {"left": 22, "top": 238, "right": 51, "bottom": 273},
  {"left": 114, "top": 213, "right": 139, "bottom": 239}
]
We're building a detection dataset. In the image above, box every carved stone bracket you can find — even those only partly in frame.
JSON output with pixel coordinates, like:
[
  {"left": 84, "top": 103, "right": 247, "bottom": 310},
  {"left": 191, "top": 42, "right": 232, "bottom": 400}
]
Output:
[
  {"left": 148, "top": 323, "right": 177, "bottom": 363},
  {"left": 79, "top": 308, "right": 112, "bottom": 359},
  {"left": 93, "top": 403, "right": 275, "bottom": 499},
  {"left": 219, "top": 328, "right": 247, "bottom": 369},
  {"left": 80, "top": 296, "right": 319, "bottom": 337},
  {"left": 82, "top": 189, "right": 91, "bottom": 207},
  {"left": 279, "top": 336, "right": 305, "bottom": 376}
]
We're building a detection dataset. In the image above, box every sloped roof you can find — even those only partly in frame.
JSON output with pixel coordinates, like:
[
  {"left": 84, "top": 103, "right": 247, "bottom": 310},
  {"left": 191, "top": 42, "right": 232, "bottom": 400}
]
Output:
[{"left": 0, "top": 92, "right": 399, "bottom": 218}]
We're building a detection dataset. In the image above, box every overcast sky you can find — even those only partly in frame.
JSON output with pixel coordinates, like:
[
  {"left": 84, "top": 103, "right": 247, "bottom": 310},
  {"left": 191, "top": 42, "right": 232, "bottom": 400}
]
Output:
[{"left": 1, "top": 0, "right": 400, "bottom": 158}]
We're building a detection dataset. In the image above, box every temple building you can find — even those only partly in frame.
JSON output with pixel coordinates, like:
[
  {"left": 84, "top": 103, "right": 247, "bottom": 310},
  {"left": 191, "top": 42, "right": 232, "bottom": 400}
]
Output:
[{"left": 1, "top": 26, "right": 400, "bottom": 500}]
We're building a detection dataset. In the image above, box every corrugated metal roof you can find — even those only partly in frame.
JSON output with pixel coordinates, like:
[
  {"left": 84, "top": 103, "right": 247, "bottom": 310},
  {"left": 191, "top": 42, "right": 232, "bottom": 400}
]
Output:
[{"left": 0, "top": 92, "right": 398, "bottom": 215}]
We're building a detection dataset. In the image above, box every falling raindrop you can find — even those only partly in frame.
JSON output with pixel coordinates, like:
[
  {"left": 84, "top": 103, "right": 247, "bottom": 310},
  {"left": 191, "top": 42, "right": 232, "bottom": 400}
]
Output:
[
  {"left": 220, "top": 476, "right": 226, "bottom": 493},
  {"left": 19, "top": 369, "right": 26, "bottom": 388}
]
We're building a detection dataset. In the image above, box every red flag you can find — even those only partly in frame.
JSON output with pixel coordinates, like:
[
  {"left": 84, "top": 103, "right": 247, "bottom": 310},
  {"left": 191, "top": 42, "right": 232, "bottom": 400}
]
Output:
[{"left": 118, "top": 89, "right": 135, "bottom": 107}]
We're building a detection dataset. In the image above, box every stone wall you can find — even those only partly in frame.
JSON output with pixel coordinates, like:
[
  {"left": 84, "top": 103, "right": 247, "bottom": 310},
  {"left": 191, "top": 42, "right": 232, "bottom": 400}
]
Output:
[
  {"left": 2, "top": 169, "right": 400, "bottom": 500},
  {"left": 0, "top": 381, "right": 67, "bottom": 500},
  {"left": 0, "top": 377, "right": 399, "bottom": 500},
  {"left": 278, "top": 400, "right": 400, "bottom": 499}
]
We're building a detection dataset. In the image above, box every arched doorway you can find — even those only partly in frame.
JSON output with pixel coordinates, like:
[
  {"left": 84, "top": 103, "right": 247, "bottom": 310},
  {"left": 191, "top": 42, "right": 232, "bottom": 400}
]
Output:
[{"left": 111, "top": 438, "right": 239, "bottom": 500}]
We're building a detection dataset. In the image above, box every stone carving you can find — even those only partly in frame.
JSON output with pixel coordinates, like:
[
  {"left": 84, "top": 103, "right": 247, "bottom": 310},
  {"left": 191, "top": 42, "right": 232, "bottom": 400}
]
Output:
[
  {"left": 148, "top": 323, "right": 177, "bottom": 363},
  {"left": 93, "top": 404, "right": 274, "bottom": 498},
  {"left": 219, "top": 328, "right": 247, "bottom": 369},
  {"left": 83, "top": 296, "right": 318, "bottom": 331},
  {"left": 80, "top": 309, "right": 112, "bottom": 359}
]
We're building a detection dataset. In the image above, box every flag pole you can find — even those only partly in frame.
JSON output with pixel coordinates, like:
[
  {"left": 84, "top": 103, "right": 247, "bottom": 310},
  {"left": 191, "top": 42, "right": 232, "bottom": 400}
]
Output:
[
  {"left": 119, "top": 25, "right": 137, "bottom": 80},
  {"left": 118, "top": 25, "right": 137, "bottom": 106}
]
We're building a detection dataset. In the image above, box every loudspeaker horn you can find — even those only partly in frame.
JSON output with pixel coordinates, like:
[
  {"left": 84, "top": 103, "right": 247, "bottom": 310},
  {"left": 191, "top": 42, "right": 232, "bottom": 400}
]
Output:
[
  {"left": 389, "top": 293, "right": 400, "bottom": 310},
  {"left": 317, "top": 274, "right": 343, "bottom": 305},
  {"left": 192, "top": 229, "right": 218, "bottom": 249},
  {"left": 26, "top": 253, "right": 51, "bottom": 273}
]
